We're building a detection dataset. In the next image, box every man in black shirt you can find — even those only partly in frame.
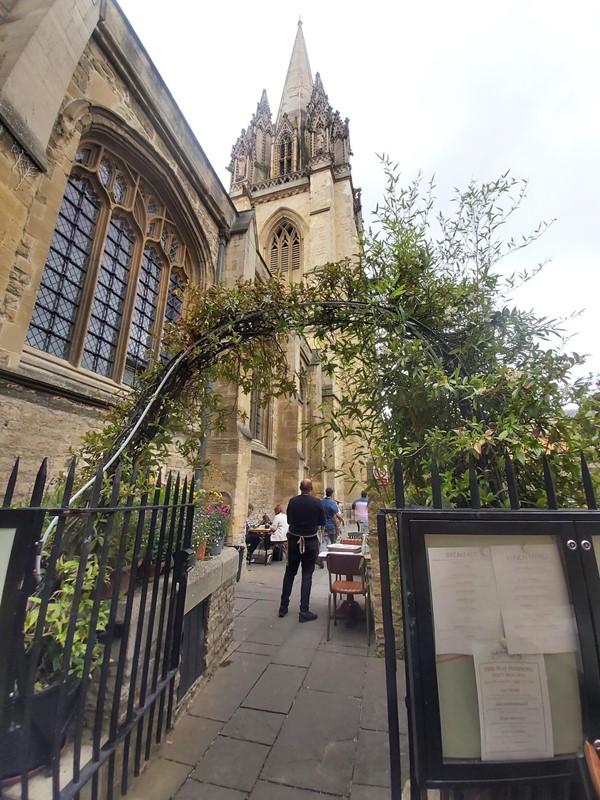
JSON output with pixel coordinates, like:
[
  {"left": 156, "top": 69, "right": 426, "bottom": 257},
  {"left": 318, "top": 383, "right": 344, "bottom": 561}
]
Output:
[{"left": 279, "top": 478, "right": 325, "bottom": 622}]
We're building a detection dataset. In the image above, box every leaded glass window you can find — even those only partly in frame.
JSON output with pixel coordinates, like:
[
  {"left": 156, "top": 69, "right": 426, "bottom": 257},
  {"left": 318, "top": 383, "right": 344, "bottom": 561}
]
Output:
[
  {"left": 123, "top": 246, "right": 162, "bottom": 385},
  {"left": 75, "top": 148, "right": 92, "bottom": 165},
  {"left": 82, "top": 216, "right": 133, "bottom": 377},
  {"left": 26, "top": 176, "right": 100, "bottom": 358},
  {"left": 250, "top": 387, "right": 271, "bottom": 448},
  {"left": 299, "top": 375, "right": 310, "bottom": 457},
  {"left": 166, "top": 269, "right": 186, "bottom": 325},
  {"left": 269, "top": 222, "right": 301, "bottom": 275},
  {"left": 26, "top": 142, "right": 195, "bottom": 383},
  {"left": 112, "top": 174, "right": 127, "bottom": 205},
  {"left": 99, "top": 158, "right": 112, "bottom": 187}
]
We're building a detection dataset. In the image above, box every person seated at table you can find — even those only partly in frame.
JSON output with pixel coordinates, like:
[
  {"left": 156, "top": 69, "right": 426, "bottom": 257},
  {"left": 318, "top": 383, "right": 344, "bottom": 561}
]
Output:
[
  {"left": 269, "top": 504, "right": 288, "bottom": 560},
  {"left": 246, "top": 503, "right": 257, "bottom": 531},
  {"left": 260, "top": 512, "right": 272, "bottom": 527},
  {"left": 246, "top": 503, "right": 261, "bottom": 564}
]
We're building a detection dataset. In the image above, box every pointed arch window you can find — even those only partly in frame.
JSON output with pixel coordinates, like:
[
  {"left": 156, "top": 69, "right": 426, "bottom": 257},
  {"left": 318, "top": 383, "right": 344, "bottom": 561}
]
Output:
[
  {"left": 26, "top": 175, "right": 101, "bottom": 359},
  {"left": 269, "top": 221, "right": 301, "bottom": 275},
  {"left": 250, "top": 387, "right": 272, "bottom": 449},
  {"left": 278, "top": 134, "right": 293, "bottom": 176},
  {"left": 26, "top": 143, "right": 192, "bottom": 384}
]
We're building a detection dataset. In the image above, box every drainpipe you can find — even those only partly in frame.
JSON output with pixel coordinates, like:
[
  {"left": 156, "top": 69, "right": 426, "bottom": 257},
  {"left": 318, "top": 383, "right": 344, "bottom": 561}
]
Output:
[{"left": 215, "top": 232, "right": 226, "bottom": 283}]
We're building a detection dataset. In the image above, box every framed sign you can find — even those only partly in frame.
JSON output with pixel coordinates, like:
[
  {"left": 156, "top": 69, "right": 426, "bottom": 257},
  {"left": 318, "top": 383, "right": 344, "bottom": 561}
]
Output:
[
  {"left": 397, "top": 510, "right": 600, "bottom": 792},
  {"left": 0, "top": 509, "right": 45, "bottom": 725}
]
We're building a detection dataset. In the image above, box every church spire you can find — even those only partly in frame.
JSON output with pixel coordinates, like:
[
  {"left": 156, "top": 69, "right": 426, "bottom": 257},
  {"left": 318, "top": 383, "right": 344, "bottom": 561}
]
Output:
[{"left": 276, "top": 20, "right": 313, "bottom": 129}]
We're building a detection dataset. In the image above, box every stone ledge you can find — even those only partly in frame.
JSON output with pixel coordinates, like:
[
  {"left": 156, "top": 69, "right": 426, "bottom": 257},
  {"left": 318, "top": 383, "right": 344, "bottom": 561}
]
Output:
[{"left": 184, "top": 547, "right": 238, "bottom": 614}]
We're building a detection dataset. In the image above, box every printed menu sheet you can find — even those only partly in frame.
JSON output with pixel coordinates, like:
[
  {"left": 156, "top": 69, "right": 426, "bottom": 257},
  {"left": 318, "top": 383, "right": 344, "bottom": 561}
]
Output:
[
  {"left": 490, "top": 544, "right": 578, "bottom": 654},
  {"left": 428, "top": 547, "right": 504, "bottom": 655},
  {"left": 473, "top": 644, "right": 554, "bottom": 760},
  {"left": 428, "top": 543, "right": 578, "bottom": 656}
]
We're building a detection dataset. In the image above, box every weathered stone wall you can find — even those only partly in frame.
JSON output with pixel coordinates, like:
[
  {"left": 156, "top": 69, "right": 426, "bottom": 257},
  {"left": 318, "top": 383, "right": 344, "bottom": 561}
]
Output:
[
  {"left": 0, "top": 377, "right": 105, "bottom": 490},
  {"left": 203, "top": 578, "right": 235, "bottom": 672},
  {"left": 248, "top": 447, "right": 278, "bottom": 520},
  {"left": 177, "top": 549, "right": 238, "bottom": 713},
  {"left": 0, "top": 0, "right": 102, "bottom": 169}
]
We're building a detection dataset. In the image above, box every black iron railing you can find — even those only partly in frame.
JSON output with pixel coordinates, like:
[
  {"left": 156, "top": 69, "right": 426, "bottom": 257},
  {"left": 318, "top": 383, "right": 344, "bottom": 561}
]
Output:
[{"left": 0, "top": 457, "right": 195, "bottom": 799}]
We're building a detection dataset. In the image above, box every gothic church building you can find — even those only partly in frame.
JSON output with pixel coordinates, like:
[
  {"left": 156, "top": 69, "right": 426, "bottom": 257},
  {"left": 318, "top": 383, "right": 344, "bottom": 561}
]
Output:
[{"left": 0, "top": 1, "right": 362, "bottom": 537}]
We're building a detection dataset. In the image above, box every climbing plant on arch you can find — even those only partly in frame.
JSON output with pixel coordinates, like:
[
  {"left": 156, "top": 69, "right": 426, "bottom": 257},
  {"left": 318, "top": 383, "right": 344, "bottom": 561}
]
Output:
[
  {"left": 77, "top": 264, "right": 424, "bottom": 488},
  {"left": 78, "top": 164, "right": 599, "bottom": 507}
]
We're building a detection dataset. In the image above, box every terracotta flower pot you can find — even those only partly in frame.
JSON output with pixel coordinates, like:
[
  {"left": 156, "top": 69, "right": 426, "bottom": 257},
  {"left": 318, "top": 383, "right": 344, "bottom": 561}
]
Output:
[
  {"left": 101, "top": 565, "right": 132, "bottom": 599},
  {"left": 196, "top": 541, "right": 207, "bottom": 561}
]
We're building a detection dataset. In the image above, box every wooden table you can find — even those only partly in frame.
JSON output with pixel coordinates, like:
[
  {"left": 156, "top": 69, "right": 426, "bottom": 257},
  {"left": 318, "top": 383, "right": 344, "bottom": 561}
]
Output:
[{"left": 248, "top": 527, "right": 272, "bottom": 564}]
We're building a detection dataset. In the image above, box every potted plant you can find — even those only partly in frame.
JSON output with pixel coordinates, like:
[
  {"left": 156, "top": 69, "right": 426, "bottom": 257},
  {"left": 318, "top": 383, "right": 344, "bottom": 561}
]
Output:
[
  {"left": 192, "top": 531, "right": 207, "bottom": 561},
  {"left": 192, "top": 491, "right": 230, "bottom": 558},
  {"left": 0, "top": 555, "right": 109, "bottom": 782}
]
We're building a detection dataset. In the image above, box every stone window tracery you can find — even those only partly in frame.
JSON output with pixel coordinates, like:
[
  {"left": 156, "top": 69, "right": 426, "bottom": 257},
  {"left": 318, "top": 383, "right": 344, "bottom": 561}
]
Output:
[
  {"left": 250, "top": 387, "right": 272, "bottom": 449},
  {"left": 269, "top": 221, "right": 301, "bottom": 275},
  {"left": 278, "top": 134, "right": 293, "bottom": 176},
  {"left": 26, "top": 142, "right": 192, "bottom": 384}
]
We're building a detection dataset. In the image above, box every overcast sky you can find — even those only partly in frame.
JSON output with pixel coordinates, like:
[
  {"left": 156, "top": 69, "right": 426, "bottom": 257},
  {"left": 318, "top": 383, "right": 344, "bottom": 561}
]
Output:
[{"left": 118, "top": 0, "right": 599, "bottom": 378}]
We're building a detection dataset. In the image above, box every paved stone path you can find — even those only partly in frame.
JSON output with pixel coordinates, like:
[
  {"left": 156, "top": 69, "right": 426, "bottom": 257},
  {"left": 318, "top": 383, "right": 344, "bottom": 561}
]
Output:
[{"left": 129, "top": 541, "right": 408, "bottom": 800}]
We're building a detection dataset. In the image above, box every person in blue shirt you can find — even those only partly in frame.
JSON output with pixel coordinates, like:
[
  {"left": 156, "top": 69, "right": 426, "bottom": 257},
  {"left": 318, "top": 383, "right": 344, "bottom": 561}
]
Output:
[{"left": 321, "top": 487, "right": 343, "bottom": 546}]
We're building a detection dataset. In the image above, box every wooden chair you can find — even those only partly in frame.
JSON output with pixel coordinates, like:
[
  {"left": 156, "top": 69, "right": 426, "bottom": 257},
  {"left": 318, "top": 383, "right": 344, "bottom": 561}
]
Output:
[{"left": 326, "top": 552, "right": 370, "bottom": 645}]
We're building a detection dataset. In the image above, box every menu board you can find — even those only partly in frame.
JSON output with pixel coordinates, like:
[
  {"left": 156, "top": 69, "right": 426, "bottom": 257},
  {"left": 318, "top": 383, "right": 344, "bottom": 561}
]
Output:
[{"left": 426, "top": 535, "right": 582, "bottom": 762}]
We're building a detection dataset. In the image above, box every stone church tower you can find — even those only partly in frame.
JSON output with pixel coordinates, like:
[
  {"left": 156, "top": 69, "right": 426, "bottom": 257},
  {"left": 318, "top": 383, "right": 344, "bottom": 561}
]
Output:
[
  {"left": 228, "top": 21, "right": 361, "bottom": 273},
  {"left": 225, "top": 22, "right": 363, "bottom": 511}
]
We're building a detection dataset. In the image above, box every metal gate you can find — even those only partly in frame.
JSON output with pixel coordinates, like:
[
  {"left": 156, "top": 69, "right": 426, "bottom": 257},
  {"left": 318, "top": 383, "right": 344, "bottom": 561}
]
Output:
[
  {"left": 0, "top": 456, "right": 195, "bottom": 799},
  {"left": 377, "top": 453, "right": 600, "bottom": 800}
]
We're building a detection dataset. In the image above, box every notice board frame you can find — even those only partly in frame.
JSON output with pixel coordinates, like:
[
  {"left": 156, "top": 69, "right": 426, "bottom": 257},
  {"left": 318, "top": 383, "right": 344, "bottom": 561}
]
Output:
[
  {"left": 396, "top": 509, "right": 600, "bottom": 794},
  {"left": 0, "top": 508, "right": 45, "bottom": 726}
]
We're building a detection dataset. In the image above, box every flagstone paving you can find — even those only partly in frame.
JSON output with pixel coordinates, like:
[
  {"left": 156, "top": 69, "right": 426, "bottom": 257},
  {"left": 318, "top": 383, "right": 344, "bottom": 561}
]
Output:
[{"left": 128, "top": 534, "right": 408, "bottom": 800}]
